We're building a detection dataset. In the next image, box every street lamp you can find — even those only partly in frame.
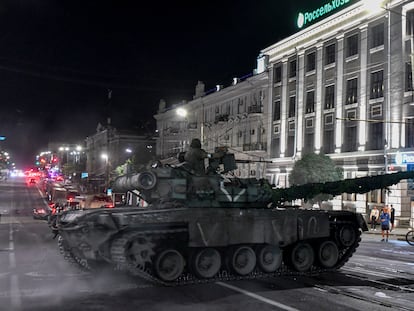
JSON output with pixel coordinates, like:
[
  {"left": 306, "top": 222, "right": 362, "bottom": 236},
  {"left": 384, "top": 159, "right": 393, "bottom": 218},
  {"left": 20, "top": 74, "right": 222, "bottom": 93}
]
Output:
[{"left": 101, "top": 153, "right": 109, "bottom": 192}]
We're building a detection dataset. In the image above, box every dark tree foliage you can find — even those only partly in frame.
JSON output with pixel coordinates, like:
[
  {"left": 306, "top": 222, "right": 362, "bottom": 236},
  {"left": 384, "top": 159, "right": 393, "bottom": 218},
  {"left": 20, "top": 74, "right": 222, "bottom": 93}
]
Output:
[{"left": 289, "top": 153, "right": 343, "bottom": 185}]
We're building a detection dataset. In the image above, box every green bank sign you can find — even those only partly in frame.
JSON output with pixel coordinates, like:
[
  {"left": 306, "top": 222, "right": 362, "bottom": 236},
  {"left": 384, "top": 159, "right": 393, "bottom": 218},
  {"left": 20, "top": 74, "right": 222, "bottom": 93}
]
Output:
[{"left": 297, "top": 0, "right": 351, "bottom": 29}]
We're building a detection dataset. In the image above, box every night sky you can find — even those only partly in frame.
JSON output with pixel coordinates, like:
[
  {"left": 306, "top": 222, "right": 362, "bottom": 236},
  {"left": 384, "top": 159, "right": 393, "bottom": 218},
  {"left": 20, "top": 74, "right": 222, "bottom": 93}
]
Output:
[{"left": 0, "top": 0, "right": 324, "bottom": 167}]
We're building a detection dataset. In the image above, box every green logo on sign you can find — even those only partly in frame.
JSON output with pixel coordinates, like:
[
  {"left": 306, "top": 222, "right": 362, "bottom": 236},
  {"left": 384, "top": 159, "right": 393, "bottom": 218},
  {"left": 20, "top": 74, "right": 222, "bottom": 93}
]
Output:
[{"left": 297, "top": 0, "right": 351, "bottom": 29}]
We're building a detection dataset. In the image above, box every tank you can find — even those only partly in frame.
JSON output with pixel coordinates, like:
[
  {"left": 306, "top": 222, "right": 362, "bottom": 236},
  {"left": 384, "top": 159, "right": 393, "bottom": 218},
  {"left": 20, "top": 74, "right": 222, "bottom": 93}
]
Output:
[{"left": 54, "top": 148, "right": 413, "bottom": 286}]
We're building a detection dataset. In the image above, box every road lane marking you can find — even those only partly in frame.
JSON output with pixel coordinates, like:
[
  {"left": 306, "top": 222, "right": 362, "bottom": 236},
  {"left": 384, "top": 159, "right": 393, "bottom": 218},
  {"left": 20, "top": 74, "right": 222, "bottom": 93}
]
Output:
[
  {"left": 216, "top": 282, "right": 299, "bottom": 311},
  {"left": 9, "top": 223, "right": 21, "bottom": 310}
]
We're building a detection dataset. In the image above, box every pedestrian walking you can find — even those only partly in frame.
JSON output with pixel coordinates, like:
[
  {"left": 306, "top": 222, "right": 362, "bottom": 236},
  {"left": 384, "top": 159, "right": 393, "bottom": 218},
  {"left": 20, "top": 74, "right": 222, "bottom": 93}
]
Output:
[
  {"left": 380, "top": 207, "right": 390, "bottom": 242},
  {"left": 369, "top": 206, "right": 380, "bottom": 230},
  {"left": 389, "top": 204, "right": 395, "bottom": 232}
]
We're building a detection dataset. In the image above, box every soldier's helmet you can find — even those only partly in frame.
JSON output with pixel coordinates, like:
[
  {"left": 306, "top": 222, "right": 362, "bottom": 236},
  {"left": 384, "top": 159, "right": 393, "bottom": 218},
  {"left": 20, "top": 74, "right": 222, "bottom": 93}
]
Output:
[{"left": 190, "top": 138, "right": 201, "bottom": 149}]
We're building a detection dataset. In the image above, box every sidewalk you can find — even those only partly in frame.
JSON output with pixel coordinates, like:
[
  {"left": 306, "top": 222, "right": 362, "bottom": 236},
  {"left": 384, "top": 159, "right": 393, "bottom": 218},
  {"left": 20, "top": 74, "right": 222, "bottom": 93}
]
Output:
[{"left": 362, "top": 226, "right": 411, "bottom": 241}]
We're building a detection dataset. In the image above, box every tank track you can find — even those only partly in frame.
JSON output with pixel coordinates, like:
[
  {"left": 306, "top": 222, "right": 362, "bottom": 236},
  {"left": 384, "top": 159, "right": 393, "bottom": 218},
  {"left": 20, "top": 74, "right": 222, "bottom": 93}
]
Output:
[{"left": 57, "top": 221, "right": 362, "bottom": 287}]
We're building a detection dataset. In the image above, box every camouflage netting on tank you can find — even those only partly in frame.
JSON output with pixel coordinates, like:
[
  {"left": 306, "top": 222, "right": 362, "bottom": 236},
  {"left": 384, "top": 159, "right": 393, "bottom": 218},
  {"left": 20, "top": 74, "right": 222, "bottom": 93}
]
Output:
[{"left": 272, "top": 171, "right": 414, "bottom": 204}]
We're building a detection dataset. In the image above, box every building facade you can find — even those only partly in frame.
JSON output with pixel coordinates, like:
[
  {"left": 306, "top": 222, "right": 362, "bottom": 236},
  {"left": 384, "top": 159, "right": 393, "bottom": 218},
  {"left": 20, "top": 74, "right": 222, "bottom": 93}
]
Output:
[
  {"left": 154, "top": 0, "right": 414, "bottom": 227},
  {"left": 85, "top": 123, "right": 155, "bottom": 191},
  {"left": 264, "top": 0, "right": 414, "bottom": 226},
  {"left": 154, "top": 73, "right": 270, "bottom": 179}
]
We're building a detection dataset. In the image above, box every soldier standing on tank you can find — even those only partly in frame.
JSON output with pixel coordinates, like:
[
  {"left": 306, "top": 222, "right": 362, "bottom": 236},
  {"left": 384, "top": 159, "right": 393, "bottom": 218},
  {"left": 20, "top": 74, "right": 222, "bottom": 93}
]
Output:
[{"left": 184, "top": 138, "right": 209, "bottom": 175}]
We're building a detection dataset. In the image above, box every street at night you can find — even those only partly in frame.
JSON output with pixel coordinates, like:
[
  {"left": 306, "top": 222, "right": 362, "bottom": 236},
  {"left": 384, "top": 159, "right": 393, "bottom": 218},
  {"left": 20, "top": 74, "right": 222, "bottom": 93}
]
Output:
[{"left": 0, "top": 178, "right": 413, "bottom": 311}]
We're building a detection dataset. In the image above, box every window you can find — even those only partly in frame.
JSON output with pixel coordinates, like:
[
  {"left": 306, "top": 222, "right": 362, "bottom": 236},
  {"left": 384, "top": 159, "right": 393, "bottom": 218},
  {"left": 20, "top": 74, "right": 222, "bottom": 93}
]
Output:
[
  {"left": 370, "top": 70, "right": 383, "bottom": 99},
  {"left": 325, "top": 44, "right": 335, "bottom": 65},
  {"left": 288, "top": 96, "right": 296, "bottom": 117},
  {"left": 305, "top": 118, "right": 313, "bottom": 128},
  {"left": 303, "top": 133, "right": 314, "bottom": 154},
  {"left": 370, "top": 23, "right": 384, "bottom": 48},
  {"left": 406, "top": 118, "right": 414, "bottom": 148},
  {"left": 286, "top": 136, "right": 295, "bottom": 157},
  {"left": 273, "top": 100, "right": 281, "bottom": 120},
  {"left": 407, "top": 10, "right": 414, "bottom": 35},
  {"left": 344, "top": 125, "right": 357, "bottom": 152},
  {"left": 325, "top": 114, "right": 334, "bottom": 125},
  {"left": 288, "top": 121, "right": 295, "bottom": 131},
  {"left": 371, "top": 104, "right": 382, "bottom": 117},
  {"left": 346, "top": 78, "right": 358, "bottom": 105},
  {"left": 305, "top": 91, "right": 315, "bottom": 113},
  {"left": 271, "top": 138, "right": 280, "bottom": 158},
  {"left": 406, "top": 62, "right": 413, "bottom": 91},
  {"left": 273, "top": 124, "right": 280, "bottom": 134},
  {"left": 274, "top": 66, "right": 282, "bottom": 83},
  {"left": 324, "top": 85, "right": 335, "bottom": 109},
  {"left": 368, "top": 122, "right": 383, "bottom": 150},
  {"left": 306, "top": 52, "right": 316, "bottom": 72},
  {"left": 346, "top": 34, "right": 358, "bottom": 57},
  {"left": 289, "top": 59, "right": 297, "bottom": 78},
  {"left": 323, "top": 129, "right": 334, "bottom": 154}
]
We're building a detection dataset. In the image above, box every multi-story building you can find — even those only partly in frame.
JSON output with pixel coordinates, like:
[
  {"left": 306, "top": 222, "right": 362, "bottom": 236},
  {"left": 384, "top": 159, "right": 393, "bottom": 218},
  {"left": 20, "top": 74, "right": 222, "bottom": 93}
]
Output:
[
  {"left": 154, "top": 72, "right": 270, "bottom": 179},
  {"left": 154, "top": 0, "right": 414, "bottom": 227},
  {"left": 263, "top": 0, "right": 414, "bottom": 226},
  {"left": 85, "top": 122, "right": 155, "bottom": 191}
]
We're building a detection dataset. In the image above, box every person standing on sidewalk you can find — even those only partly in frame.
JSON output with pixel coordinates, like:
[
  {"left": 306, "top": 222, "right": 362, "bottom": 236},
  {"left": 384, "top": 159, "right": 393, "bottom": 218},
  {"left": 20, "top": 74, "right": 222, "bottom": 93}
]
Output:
[
  {"left": 389, "top": 204, "right": 395, "bottom": 232},
  {"left": 370, "top": 206, "right": 380, "bottom": 230},
  {"left": 380, "top": 207, "right": 390, "bottom": 242}
]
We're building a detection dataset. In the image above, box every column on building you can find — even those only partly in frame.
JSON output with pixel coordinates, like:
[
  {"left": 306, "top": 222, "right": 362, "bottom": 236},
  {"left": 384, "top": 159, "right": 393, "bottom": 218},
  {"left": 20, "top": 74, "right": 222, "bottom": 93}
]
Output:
[
  {"left": 358, "top": 24, "right": 368, "bottom": 151},
  {"left": 296, "top": 50, "right": 305, "bottom": 158},
  {"left": 335, "top": 35, "right": 344, "bottom": 153},
  {"left": 280, "top": 59, "right": 288, "bottom": 158},
  {"left": 315, "top": 44, "right": 323, "bottom": 153}
]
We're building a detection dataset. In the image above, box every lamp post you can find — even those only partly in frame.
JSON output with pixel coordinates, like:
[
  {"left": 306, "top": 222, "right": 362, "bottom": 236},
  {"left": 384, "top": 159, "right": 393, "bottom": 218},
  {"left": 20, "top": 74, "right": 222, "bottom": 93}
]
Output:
[{"left": 101, "top": 153, "right": 109, "bottom": 192}]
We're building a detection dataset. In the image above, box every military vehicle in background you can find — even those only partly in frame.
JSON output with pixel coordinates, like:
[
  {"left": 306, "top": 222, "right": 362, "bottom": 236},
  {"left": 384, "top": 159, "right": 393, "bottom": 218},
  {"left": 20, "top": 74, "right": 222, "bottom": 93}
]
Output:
[{"left": 53, "top": 147, "right": 413, "bottom": 286}]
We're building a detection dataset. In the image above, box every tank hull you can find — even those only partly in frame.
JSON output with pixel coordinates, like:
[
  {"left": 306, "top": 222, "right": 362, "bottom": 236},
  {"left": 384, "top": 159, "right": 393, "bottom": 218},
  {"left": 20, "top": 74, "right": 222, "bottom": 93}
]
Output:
[{"left": 56, "top": 205, "right": 367, "bottom": 285}]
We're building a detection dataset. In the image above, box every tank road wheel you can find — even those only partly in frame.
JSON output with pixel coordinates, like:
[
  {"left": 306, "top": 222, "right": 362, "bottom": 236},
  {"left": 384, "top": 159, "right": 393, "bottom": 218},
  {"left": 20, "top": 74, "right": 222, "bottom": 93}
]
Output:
[
  {"left": 317, "top": 241, "right": 339, "bottom": 268},
  {"left": 154, "top": 249, "right": 185, "bottom": 282},
  {"left": 337, "top": 225, "right": 357, "bottom": 248},
  {"left": 126, "top": 236, "right": 155, "bottom": 269},
  {"left": 256, "top": 245, "right": 282, "bottom": 273},
  {"left": 287, "top": 242, "right": 314, "bottom": 272},
  {"left": 227, "top": 246, "right": 256, "bottom": 276},
  {"left": 191, "top": 248, "right": 222, "bottom": 279}
]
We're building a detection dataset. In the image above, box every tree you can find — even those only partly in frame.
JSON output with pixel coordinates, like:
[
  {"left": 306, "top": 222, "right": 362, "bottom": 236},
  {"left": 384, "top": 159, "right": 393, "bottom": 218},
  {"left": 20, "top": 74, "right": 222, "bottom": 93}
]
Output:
[{"left": 289, "top": 153, "right": 343, "bottom": 205}]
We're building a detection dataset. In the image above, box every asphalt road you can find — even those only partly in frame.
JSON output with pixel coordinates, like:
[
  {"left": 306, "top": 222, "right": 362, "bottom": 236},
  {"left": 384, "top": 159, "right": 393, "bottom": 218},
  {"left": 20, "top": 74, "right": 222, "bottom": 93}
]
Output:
[{"left": 0, "top": 177, "right": 413, "bottom": 311}]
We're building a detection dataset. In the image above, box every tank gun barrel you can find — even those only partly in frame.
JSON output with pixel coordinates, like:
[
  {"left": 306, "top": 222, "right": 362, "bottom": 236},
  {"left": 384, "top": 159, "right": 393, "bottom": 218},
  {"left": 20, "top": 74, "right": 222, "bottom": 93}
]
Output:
[
  {"left": 111, "top": 171, "right": 157, "bottom": 193},
  {"left": 271, "top": 170, "right": 414, "bottom": 204}
]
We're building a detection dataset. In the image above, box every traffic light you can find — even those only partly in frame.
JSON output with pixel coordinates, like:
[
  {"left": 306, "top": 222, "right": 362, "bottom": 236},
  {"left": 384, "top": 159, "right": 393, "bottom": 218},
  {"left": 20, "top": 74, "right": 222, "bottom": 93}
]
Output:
[{"left": 0, "top": 136, "right": 5, "bottom": 141}]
